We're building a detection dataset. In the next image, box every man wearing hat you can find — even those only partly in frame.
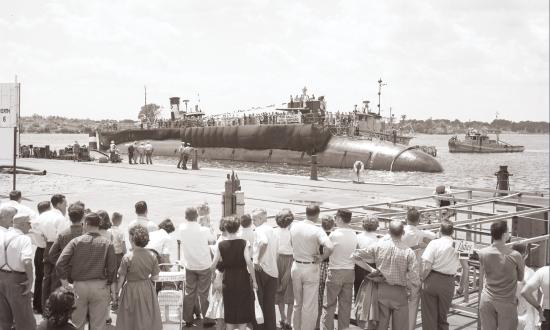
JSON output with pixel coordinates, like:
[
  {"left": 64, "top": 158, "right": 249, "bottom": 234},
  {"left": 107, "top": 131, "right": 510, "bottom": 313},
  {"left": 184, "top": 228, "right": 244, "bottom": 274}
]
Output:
[
  {"left": 183, "top": 142, "right": 193, "bottom": 170},
  {"left": 127, "top": 141, "right": 136, "bottom": 164},
  {"left": 56, "top": 212, "right": 117, "bottom": 330},
  {"left": 0, "top": 214, "right": 36, "bottom": 329},
  {"left": 73, "top": 140, "right": 80, "bottom": 162}
]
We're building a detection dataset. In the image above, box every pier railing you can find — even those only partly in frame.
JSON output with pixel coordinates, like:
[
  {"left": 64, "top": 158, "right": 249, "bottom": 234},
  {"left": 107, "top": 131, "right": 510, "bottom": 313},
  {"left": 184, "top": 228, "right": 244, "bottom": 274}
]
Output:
[{"left": 274, "top": 186, "right": 549, "bottom": 329}]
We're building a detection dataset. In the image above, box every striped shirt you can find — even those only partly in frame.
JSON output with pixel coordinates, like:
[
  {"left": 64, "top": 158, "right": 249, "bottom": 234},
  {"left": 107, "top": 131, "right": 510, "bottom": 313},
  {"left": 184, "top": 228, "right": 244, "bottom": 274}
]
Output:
[
  {"left": 56, "top": 232, "right": 117, "bottom": 284},
  {"left": 355, "top": 237, "right": 419, "bottom": 288}
]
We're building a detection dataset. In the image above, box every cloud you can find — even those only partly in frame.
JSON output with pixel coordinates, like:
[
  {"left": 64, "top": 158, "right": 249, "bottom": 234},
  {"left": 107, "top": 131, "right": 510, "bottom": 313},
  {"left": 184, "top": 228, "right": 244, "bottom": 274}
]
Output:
[{"left": 0, "top": 0, "right": 547, "bottom": 121}]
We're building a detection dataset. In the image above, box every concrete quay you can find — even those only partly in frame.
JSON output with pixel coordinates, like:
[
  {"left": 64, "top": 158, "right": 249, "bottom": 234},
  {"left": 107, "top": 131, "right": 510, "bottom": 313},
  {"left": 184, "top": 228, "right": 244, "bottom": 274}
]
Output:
[{"left": 8, "top": 158, "right": 440, "bottom": 227}]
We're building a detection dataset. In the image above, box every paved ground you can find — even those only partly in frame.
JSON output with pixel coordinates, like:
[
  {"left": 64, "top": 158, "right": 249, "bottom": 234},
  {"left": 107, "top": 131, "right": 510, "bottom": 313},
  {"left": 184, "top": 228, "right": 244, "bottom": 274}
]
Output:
[{"left": 5, "top": 158, "right": 479, "bottom": 329}]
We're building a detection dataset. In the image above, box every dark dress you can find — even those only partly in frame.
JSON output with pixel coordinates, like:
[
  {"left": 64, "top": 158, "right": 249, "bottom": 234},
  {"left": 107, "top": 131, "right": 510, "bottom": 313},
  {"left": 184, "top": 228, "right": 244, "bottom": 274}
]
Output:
[{"left": 218, "top": 238, "right": 254, "bottom": 324}]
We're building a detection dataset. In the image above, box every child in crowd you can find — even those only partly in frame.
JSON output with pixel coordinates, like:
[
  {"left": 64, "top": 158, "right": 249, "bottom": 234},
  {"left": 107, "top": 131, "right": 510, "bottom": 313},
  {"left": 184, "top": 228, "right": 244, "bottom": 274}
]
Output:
[
  {"left": 38, "top": 287, "right": 77, "bottom": 330},
  {"left": 110, "top": 212, "right": 127, "bottom": 270},
  {"left": 317, "top": 214, "right": 335, "bottom": 329},
  {"left": 198, "top": 202, "right": 218, "bottom": 236},
  {"left": 275, "top": 209, "right": 295, "bottom": 330},
  {"left": 239, "top": 214, "right": 255, "bottom": 257}
]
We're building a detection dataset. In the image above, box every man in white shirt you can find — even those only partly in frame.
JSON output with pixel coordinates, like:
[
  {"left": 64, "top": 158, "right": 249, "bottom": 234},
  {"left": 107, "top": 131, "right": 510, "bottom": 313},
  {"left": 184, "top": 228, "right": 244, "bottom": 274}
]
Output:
[
  {"left": 402, "top": 207, "right": 436, "bottom": 330},
  {"left": 146, "top": 219, "right": 175, "bottom": 265},
  {"left": 32, "top": 201, "right": 52, "bottom": 314},
  {"left": 0, "top": 207, "right": 17, "bottom": 231},
  {"left": 128, "top": 201, "right": 157, "bottom": 232},
  {"left": 179, "top": 207, "right": 216, "bottom": 326},
  {"left": 0, "top": 190, "right": 37, "bottom": 219},
  {"left": 0, "top": 214, "right": 36, "bottom": 330},
  {"left": 321, "top": 209, "right": 358, "bottom": 330},
  {"left": 252, "top": 209, "right": 279, "bottom": 330},
  {"left": 521, "top": 265, "right": 550, "bottom": 329},
  {"left": 34, "top": 194, "right": 68, "bottom": 310},
  {"left": 290, "top": 204, "right": 334, "bottom": 330},
  {"left": 420, "top": 221, "right": 459, "bottom": 330}
]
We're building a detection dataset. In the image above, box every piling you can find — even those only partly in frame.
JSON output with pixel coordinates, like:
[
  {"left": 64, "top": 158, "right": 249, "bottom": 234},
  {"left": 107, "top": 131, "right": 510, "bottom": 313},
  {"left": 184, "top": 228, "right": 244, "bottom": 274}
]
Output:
[
  {"left": 310, "top": 154, "right": 318, "bottom": 180},
  {"left": 495, "top": 165, "right": 512, "bottom": 196},
  {"left": 192, "top": 149, "right": 199, "bottom": 170}
]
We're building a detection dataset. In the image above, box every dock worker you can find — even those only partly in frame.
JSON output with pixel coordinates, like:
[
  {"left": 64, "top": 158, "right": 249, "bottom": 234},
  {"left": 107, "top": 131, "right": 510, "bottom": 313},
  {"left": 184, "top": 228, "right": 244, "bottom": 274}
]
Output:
[
  {"left": 73, "top": 141, "right": 80, "bottom": 162},
  {"left": 109, "top": 141, "right": 117, "bottom": 162},
  {"left": 145, "top": 141, "right": 154, "bottom": 164},
  {"left": 127, "top": 142, "right": 135, "bottom": 164},
  {"left": 175, "top": 142, "right": 186, "bottom": 169},
  {"left": 182, "top": 143, "right": 193, "bottom": 170},
  {"left": 138, "top": 142, "right": 145, "bottom": 164},
  {"left": 0, "top": 214, "right": 37, "bottom": 330},
  {"left": 290, "top": 204, "right": 334, "bottom": 330},
  {"left": 132, "top": 141, "right": 139, "bottom": 164}
]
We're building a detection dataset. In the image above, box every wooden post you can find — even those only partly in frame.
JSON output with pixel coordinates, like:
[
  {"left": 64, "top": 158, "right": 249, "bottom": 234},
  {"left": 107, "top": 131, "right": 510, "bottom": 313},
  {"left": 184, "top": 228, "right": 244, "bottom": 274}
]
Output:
[
  {"left": 310, "top": 154, "right": 318, "bottom": 180},
  {"left": 192, "top": 149, "right": 199, "bottom": 170}
]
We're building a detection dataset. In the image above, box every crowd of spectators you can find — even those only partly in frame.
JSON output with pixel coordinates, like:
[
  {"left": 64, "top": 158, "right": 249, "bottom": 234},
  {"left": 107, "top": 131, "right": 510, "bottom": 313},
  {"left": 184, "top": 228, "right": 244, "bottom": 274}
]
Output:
[{"left": 0, "top": 189, "right": 548, "bottom": 330}]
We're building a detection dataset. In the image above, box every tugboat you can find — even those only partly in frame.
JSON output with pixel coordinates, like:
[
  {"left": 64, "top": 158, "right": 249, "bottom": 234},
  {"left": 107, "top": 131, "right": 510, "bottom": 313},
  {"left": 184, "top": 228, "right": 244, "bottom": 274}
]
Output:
[
  {"left": 98, "top": 83, "right": 444, "bottom": 172},
  {"left": 448, "top": 129, "right": 525, "bottom": 153}
]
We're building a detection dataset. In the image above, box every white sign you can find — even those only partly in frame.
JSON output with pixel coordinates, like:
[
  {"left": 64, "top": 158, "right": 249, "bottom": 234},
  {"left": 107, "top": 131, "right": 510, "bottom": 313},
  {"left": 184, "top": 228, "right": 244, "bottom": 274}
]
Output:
[
  {"left": 454, "top": 239, "right": 475, "bottom": 256},
  {"left": 0, "top": 83, "right": 19, "bottom": 128}
]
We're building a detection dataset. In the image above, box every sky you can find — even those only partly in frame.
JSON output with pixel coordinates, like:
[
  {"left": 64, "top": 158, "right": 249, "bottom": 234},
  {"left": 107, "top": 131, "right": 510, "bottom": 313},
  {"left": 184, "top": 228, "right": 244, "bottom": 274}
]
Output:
[{"left": 0, "top": 0, "right": 548, "bottom": 122}]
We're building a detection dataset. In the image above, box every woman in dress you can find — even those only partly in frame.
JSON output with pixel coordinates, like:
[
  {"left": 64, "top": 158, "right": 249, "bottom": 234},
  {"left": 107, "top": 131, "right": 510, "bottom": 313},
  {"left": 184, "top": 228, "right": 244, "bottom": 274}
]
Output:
[
  {"left": 274, "top": 209, "right": 294, "bottom": 330},
  {"left": 116, "top": 225, "right": 162, "bottom": 330},
  {"left": 211, "top": 216, "right": 257, "bottom": 330},
  {"left": 206, "top": 219, "right": 229, "bottom": 330}
]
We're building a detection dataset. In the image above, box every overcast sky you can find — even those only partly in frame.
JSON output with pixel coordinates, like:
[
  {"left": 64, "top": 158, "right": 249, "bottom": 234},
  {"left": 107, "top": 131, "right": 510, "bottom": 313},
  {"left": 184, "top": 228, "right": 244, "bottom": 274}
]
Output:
[{"left": 1, "top": 0, "right": 548, "bottom": 122}]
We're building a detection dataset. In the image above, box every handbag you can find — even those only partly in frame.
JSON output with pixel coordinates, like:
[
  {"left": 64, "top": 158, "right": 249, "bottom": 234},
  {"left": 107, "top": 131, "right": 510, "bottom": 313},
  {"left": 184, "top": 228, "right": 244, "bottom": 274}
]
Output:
[{"left": 254, "top": 290, "right": 264, "bottom": 324}]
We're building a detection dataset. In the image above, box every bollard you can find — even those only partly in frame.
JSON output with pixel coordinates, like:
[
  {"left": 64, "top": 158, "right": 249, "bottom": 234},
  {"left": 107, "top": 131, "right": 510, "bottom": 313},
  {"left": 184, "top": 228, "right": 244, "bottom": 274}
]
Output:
[
  {"left": 310, "top": 154, "right": 318, "bottom": 180},
  {"left": 192, "top": 149, "right": 199, "bottom": 170},
  {"left": 495, "top": 165, "right": 512, "bottom": 196}
]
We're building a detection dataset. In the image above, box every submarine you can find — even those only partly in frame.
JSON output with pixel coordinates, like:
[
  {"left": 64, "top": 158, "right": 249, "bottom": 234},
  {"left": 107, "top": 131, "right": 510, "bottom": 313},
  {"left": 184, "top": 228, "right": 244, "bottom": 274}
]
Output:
[{"left": 98, "top": 87, "right": 443, "bottom": 173}]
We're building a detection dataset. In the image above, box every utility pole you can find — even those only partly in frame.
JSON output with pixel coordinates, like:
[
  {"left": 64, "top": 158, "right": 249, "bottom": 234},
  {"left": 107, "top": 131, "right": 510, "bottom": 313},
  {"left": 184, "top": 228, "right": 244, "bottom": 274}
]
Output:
[{"left": 144, "top": 85, "right": 147, "bottom": 108}]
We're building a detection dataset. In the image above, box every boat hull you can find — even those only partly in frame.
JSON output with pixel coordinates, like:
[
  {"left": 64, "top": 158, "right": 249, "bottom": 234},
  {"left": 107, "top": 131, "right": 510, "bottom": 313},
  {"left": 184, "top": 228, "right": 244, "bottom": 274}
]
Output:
[
  {"left": 448, "top": 141, "right": 525, "bottom": 153},
  {"left": 99, "top": 127, "right": 443, "bottom": 172}
]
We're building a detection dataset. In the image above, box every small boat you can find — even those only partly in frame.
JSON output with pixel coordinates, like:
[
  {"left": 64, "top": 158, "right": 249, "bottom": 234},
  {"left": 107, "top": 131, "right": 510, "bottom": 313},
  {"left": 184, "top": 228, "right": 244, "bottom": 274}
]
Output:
[{"left": 448, "top": 129, "right": 524, "bottom": 153}]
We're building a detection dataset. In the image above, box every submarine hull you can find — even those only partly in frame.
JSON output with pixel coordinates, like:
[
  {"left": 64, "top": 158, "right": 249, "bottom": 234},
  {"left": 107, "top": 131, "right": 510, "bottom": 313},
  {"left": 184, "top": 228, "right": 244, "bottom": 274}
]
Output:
[{"left": 99, "top": 127, "right": 443, "bottom": 173}]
